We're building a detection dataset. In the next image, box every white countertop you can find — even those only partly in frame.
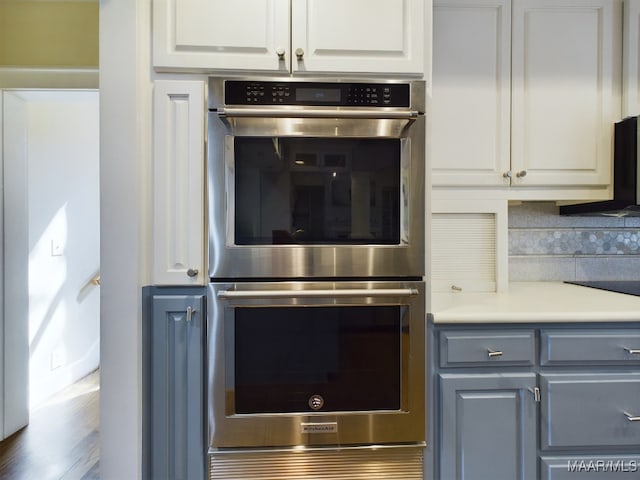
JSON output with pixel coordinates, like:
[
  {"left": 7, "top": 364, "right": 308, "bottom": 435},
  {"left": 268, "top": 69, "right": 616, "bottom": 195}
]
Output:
[{"left": 430, "top": 282, "right": 640, "bottom": 323}]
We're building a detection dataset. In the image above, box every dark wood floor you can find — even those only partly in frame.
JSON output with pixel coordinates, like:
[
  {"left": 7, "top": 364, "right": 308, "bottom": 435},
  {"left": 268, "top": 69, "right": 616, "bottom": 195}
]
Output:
[{"left": 0, "top": 369, "right": 100, "bottom": 480}]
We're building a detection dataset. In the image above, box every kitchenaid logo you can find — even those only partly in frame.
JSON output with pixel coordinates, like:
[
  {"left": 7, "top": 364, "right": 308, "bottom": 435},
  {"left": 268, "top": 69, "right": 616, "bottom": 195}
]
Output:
[
  {"left": 300, "top": 422, "right": 338, "bottom": 434},
  {"left": 567, "top": 459, "right": 638, "bottom": 473}
]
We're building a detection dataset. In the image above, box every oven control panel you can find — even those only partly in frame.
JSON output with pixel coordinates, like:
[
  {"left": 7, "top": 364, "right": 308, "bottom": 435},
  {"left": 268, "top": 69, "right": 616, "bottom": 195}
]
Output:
[{"left": 224, "top": 80, "right": 411, "bottom": 107}]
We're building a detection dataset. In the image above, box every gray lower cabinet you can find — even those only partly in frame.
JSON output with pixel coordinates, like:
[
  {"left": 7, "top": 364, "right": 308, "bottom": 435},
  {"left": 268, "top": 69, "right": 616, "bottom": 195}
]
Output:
[
  {"left": 433, "top": 325, "right": 640, "bottom": 480},
  {"left": 143, "top": 288, "right": 206, "bottom": 480},
  {"left": 439, "top": 373, "right": 537, "bottom": 480}
]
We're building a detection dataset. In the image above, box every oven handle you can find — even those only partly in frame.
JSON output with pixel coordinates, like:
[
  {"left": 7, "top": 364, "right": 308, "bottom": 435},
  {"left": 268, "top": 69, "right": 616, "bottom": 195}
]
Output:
[
  {"left": 217, "top": 288, "right": 419, "bottom": 299},
  {"left": 216, "top": 107, "right": 420, "bottom": 120}
]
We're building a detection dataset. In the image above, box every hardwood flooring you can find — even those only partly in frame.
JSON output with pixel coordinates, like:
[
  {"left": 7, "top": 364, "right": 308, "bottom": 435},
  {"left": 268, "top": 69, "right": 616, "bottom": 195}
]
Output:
[{"left": 0, "top": 370, "right": 100, "bottom": 480}]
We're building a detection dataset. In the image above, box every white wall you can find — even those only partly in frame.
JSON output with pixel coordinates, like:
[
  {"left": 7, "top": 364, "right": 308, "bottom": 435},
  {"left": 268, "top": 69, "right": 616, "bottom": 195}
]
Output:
[{"left": 24, "top": 91, "right": 100, "bottom": 408}]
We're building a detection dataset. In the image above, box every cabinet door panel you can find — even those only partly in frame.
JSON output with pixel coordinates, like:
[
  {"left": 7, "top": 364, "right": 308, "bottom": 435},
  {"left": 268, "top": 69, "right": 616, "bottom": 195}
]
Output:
[
  {"left": 432, "top": 0, "right": 511, "bottom": 186},
  {"left": 153, "top": 80, "right": 205, "bottom": 284},
  {"left": 440, "top": 373, "right": 537, "bottom": 480},
  {"left": 511, "top": 0, "right": 620, "bottom": 186},
  {"left": 149, "top": 294, "right": 205, "bottom": 480},
  {"left": 154, "top": 0, "right": 290, "bottom": 72},
  {"left": 291, "top": 0, "right": 424, "bottom": 75},
  {"left": 540, "top": 373, "right": 640, "bottom": 449}
]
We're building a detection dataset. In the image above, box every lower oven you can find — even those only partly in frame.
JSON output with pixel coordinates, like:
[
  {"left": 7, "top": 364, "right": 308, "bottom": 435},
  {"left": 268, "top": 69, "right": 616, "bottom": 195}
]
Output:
[{"left": 207, "top": 280, "right": 425, "bottom": 449}]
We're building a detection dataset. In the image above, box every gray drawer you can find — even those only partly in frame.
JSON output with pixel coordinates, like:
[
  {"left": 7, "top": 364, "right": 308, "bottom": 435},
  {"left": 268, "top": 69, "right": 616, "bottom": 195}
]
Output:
[
  {"left": 541, "top": 329, "right": 640, "bottom": 365},
  {"left": 439, "top": 329, "right": 535, "bottom": 367},
  {"left": 540, "top": 373, "right": 640, "bottom": 450},
  {"left": 541, "top": 455, "right": 640, "bottom": 480}
]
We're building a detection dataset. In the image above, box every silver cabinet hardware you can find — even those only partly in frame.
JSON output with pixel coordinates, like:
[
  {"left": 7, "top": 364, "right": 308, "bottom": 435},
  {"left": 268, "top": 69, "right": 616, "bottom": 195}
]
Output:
[
  {"left": 516, "top": 170, "right": 528, "bottom": 178},
  {"left": 503, "top": 170, "right": 512, "bottom": 178},
  {"left": 451, "top": 285, "right": 463, "bottom": 292},
  {"left": 528, "top": 387, "right": 541, "bottom": 403},
  {"left": 624, "top": 411, "right": 640, "bottom": 422},
  {"left": 487, "top": 349, "right": 504, "bottom": 358},
  {"left": 187, "top": 268, "right": 199, "bottom": 278},
  {"left": 217, "top": 107, "right": 419, "bottom": 120},
  {"left": 295, "top": 48, "right": 304, "bottom": 60},
  {"left": 623, "top": 347, "right": 640, "bottom": 355},
  {"left": 276, "top": 47, "right": 285, "bottom": 59},
  {"left": 186, "top": 306, "right": 196, "bottom": 322},
  {"left": 218, "top": 288, "right": 419, "bottom": 299}
]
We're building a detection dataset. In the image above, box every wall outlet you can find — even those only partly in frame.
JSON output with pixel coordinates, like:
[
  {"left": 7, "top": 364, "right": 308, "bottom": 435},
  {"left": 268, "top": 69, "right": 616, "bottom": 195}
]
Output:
[
  {"left": 51, "top": 239, "right": 64, "bottom": 256},
  {"left": 50, "top": 349, "right": 64, "bottom": 370}
]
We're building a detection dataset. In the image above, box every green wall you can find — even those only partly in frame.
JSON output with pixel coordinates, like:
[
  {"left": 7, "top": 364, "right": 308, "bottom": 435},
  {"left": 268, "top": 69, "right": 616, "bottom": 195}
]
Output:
[{"left": 0, "top": 1, "right": 98, "bottom": 67}]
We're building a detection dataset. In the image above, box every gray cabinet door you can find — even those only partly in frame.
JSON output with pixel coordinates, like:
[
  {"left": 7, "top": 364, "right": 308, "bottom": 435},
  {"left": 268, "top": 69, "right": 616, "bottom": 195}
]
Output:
[
  {"left": 440, "top": 373, "right": 537, "bottom": 480},
  {"left": 148, "top": 294, "right": 205, "bottom": 480}
]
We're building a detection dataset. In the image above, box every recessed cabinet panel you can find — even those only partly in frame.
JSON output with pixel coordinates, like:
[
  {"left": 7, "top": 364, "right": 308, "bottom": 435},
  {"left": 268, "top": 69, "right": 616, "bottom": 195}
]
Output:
[
  {"left": 540, "top": 455, "right": 640, "bottom": 480},
  {"left": 541, "top": 329, "right": 640, "bottom": 365},
  {"left": 440, "top": 373, "right": 537, "bottom": 480},
  {"left": 432, "top": 0, "right": 511, "bottom": 186},
  {"left": 440, "top": 330, "right": 535, "bottom": 367},
  {"left": 291, "top": 0, "right": 424, "bottom": 75},
  {"left": 154, "top": 0, "right": 290, "bottom": 72},
  {"left": 540, "top": 373, "right": 640, "bottom": 449},
  {"left": 511, "top": 0, "right": 620, "bottom": 187}
]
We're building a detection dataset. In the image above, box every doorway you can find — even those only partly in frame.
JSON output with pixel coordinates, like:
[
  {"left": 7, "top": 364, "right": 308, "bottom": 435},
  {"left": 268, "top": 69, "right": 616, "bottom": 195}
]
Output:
[{"left": 1, "top": 89, "right": 100, "bottom": 438}]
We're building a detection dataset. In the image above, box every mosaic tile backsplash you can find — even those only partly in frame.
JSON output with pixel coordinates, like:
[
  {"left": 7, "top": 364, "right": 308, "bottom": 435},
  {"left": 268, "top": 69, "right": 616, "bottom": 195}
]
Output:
[{"left": 509, "top": 202, "right": 640, "bottom": 281}]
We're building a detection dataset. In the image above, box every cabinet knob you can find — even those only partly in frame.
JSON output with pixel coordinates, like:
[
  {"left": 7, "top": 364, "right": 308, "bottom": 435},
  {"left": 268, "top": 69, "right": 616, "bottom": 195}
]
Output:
[
  {"left": 503, "top": 170, "right": 512, "bottom": 178},
  {"left": 186, "top": 268, "right": 199, "bottom": 278},
  {"left": 516, "top": 170, "right": 527, "bottom": 178},
  {"left": 295, "top": 48, "right": 305, "bottom": 61},
  {"left": 276, "top": 47, "right": 286, "bottom": 60}
]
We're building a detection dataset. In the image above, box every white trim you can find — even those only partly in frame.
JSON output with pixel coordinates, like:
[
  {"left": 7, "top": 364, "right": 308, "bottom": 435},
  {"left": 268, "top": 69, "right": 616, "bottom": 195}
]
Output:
[{"left": 0, "top": 67, "right": 98, "bottom": 89}]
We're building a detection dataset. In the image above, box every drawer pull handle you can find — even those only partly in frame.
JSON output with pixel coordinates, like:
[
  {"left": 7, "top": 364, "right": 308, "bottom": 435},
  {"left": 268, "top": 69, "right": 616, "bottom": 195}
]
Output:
[
  {"left": 487, "top": 349, "right": 503, "bottom": 358},
  {"left": 623, "top": 347, "right": 640, "bottom": 355},
  {"left": 528, "top": 387, "right": 541, "bottom": 403},
  {"left": 624, "top": 412, "right": 640, "bottom": 422}
]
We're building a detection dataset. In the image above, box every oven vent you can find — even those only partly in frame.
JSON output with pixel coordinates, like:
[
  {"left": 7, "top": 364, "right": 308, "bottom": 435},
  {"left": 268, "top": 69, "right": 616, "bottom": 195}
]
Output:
[{"left": 209, "top": 445, "right": 424, "bottom": 480}]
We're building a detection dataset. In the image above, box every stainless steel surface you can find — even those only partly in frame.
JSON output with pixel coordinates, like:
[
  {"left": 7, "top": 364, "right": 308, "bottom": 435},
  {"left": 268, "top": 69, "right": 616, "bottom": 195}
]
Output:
[
  {"left": 208, "top": 445, "right": 425, "bottom": 480},
  {"left": 528, "top": 387, "right": 541, "bottom": 402},
  {"left": 186, "top": 268, "right": 198, "bottom": 277},
  {"left": 207, "top": 77, "right": 426, "bottom": 279},
  {"left": 207, "top": 280, "right": 426, "bottom": 448},
  {"left": 624, "top": 412, "right": 640, "bottom": 421},
  {"left": 217, "top": 287, "right": 419, "bottom": 299}
]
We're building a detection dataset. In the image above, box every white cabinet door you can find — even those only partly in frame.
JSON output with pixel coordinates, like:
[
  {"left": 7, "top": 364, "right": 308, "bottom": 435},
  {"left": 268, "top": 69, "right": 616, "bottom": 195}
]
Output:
[
  {"left": 624, "top": 0, "right": 640, "bottom": 117},
  {"left": 291, "top": 0, "right": 424, "bottom": 75},
  {"left": 152, "top": 80, "right": 205, "bottom": 285},
  {"left": 511, "top": 0, "right": 621, "bottom": 187},
  {"left": 153, "top": 0, "right": 290, "bottom": 72},
  {"left": 431, "top": 0, "right": 511, "bottom": 186}
]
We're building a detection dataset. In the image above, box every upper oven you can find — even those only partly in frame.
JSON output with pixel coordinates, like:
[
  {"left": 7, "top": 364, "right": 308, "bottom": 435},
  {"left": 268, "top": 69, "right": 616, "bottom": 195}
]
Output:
[{"left": 207, "top": 78, "right": 426, "bottom": 279}]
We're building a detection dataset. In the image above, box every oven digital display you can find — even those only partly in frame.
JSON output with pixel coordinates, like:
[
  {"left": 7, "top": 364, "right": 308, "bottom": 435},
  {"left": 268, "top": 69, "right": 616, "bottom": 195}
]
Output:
[{"left": 296, "top": 87, "right": 341, "bottom": 103}]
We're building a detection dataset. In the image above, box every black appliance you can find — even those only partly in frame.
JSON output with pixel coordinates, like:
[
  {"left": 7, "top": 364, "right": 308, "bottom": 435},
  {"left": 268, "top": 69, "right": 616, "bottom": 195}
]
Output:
[
  {"left": 566, "top": 280, "right": 640, "bottom": 296},
  {"left": 560, "top": 116, "right": 640, "bottom": 216}
]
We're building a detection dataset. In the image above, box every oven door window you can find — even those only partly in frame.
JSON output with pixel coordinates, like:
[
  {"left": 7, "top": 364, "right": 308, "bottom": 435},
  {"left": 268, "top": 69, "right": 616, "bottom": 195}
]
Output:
[
  {"left": 233, "top": 137, "right": 402, "bottom": 245},
  {"left": 232, "top": 305, "right": 404, "bottom": 414}
]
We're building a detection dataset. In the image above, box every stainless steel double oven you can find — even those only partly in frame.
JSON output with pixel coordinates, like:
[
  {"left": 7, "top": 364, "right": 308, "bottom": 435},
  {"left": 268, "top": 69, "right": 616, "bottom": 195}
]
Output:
[{"left": 206, "top": 77, "right": 426, "bottom": 451}]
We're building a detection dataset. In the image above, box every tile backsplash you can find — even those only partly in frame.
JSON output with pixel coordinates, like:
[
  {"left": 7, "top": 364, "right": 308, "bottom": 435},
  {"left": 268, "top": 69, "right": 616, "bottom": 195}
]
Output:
[{"left": 509, "top": 202, "right": 640, "bottom": 281}]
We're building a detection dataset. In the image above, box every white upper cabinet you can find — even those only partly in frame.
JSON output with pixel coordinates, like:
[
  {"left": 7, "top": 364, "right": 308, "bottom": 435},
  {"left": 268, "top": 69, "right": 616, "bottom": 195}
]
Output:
[
  {"left": 623, "top": 0, "right": 640, "bottom": 116},
  {"left": 152, "top": 80, "right": 205, "bottom": 285},
  {"left": 432, "top": 0, "right": 511, "bottom": 186},
  {"left": 511, "top": 0, "right": 621, "bottom": 188},
  {"left": 432, "top": 0, "right": 621, "bottom": 196},
  {"left": 153, "top": 0, "right": 424, "bottom": 75}
]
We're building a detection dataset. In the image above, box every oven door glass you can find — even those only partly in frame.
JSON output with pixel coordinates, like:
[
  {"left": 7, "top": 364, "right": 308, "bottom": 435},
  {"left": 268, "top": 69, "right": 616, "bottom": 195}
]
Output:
[
  {"left": 232, "top": 305, "right": 404, "bottom": 414},
  {"left": 233, "top": 137, "right": 402, "bottom": 245}
]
